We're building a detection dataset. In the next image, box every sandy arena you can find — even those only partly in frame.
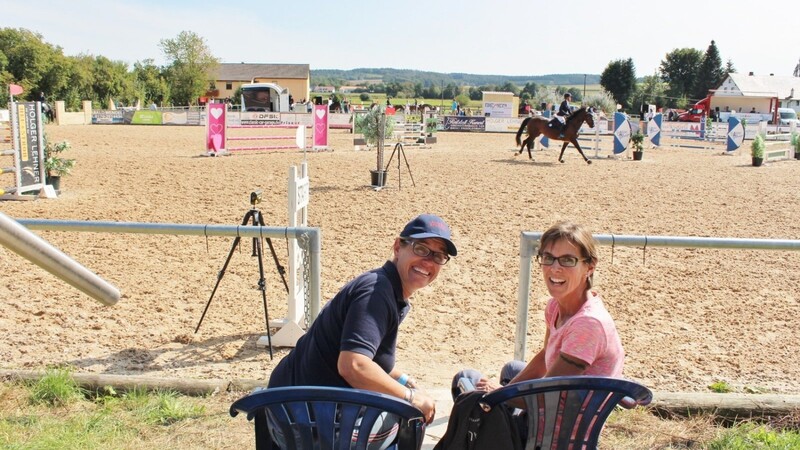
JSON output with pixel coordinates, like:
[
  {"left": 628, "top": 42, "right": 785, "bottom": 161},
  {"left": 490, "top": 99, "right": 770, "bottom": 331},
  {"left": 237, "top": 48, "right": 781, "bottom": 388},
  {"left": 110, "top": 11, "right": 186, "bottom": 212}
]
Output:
[{"left": 2, "top": 124, "right": 799, "bottom": 395}]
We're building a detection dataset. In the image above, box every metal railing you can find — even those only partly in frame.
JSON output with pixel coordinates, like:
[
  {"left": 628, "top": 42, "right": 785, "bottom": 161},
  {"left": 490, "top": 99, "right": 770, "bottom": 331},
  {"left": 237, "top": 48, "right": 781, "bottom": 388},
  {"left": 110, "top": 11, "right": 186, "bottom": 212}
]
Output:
[
  {"left": 0, "top": 213, "right": 120, "bottom": 306},
  {"left": 515, "top": 232, "right": 800, "bottom": 360},
  {"left": 12, "top": 218, "right": 323, "bottom": 321}
]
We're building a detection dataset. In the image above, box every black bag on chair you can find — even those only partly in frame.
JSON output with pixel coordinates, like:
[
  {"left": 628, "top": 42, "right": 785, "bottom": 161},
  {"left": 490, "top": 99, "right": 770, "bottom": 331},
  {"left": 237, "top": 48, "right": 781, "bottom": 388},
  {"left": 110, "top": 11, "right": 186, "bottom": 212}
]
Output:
[{"left": 433, "top": 391, "right": 522, "bottom": 450}]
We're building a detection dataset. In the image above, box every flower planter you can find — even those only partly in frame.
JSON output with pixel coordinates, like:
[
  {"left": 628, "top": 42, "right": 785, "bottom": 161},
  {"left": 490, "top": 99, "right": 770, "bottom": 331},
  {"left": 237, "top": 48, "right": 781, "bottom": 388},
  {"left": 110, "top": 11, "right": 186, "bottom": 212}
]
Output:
[
  {"left": 632, "top": 151, "right": 643, "bottom": 161},
  {"left": 752, "top": 157, "right": 763, "bottom": 167}
]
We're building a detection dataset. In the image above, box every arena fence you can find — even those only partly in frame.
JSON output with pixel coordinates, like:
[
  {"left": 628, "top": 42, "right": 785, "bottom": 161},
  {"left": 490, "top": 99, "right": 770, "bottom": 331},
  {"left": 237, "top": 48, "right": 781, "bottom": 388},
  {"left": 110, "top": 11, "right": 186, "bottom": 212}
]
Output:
[
  {"left": 515, "top": 232, "right": 800, "bottom": 361},
  {"left": 14, "top": 219, "right": 323, "bottom": 322}
]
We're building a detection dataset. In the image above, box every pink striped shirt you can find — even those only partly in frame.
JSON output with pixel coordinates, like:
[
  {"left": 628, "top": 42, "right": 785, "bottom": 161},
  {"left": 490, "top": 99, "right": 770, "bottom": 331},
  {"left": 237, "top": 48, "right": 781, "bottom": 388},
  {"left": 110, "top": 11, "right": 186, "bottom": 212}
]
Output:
[{"left": 544, "top": 293, "right": 624, "bottom": 376}]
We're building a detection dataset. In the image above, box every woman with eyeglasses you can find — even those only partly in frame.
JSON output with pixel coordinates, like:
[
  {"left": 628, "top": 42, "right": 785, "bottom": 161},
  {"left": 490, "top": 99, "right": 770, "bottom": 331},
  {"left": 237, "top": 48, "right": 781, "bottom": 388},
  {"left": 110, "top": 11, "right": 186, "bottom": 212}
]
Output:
[
  {"left": 451, "top": 221, "right": 623, "bottom": 398},
  {"left": 268, "top": 214, "right": 456, "bottom": 448}
]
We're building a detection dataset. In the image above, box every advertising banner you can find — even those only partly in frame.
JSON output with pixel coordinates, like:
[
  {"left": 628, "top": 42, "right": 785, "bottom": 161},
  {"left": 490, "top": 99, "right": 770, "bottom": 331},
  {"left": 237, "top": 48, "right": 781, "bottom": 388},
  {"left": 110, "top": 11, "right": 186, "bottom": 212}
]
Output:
[
  {"left": 15, "top": 102, "right": 46, "bottom": 188},
  {"left": 131, "top": 111, "right": 163, "bottom": 125},
  {"left": 92, "top": 111, "right": 124, "bottom": 124},
  {"left": 484, "top": 117, "right": 526, "bottom": 133},
  {"left": 483, "top": 102, "right": 513, "bottom": 118},
  {"left": 443, "top": 116, "right": 485, "bottom": 132},
  {"left": 241, "top": 111, "right": 280, "bottom": 125}
]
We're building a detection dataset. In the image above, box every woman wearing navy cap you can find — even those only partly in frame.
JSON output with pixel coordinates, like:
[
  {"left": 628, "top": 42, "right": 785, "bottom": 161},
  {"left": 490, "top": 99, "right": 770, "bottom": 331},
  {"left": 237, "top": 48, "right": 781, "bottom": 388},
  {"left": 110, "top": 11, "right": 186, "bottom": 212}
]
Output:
[{"left": 268, "top": 214, "right": 457, "bottom": 448}]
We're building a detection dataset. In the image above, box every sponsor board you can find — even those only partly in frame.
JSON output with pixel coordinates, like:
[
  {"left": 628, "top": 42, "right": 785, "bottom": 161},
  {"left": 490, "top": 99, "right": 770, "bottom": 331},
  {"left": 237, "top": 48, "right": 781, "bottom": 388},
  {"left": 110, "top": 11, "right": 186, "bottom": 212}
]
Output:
[
  {"left": 485, "top": 117, "right": 526, "bottom": 133},
  {"left": 444, "top": 116, "right": 485, "bottom": 132}
]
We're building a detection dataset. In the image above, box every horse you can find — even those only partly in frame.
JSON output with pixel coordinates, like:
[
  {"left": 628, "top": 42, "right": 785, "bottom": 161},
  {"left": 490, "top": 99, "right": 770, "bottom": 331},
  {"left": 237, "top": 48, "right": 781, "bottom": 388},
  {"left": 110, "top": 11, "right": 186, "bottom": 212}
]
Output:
[
  {"left": 514, "top": 107, "right": 595, "bottom": 164},
  {"left": 41, "top": 102, "right": 55, "bottom": 123}
]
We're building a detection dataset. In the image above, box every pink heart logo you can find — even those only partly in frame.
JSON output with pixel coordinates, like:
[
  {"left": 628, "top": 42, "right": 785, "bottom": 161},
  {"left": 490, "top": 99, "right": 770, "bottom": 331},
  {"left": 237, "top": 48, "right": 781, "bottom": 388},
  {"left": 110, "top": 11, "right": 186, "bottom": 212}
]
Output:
[
  {"left": 315, "top": 109, "right": 326, "bottom": 119},
  {"left": 210, "top": 107, "right": 223, "bottom": 119},
  {"left": 210, "top": 124, "right": 223, "bottom": 134}
]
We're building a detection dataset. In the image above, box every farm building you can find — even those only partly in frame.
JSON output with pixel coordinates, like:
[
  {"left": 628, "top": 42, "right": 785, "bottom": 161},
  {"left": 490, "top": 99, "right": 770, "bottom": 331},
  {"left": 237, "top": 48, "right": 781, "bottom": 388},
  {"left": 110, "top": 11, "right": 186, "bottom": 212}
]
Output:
[{"left": 210, "top": 63, "right": 310, "bottom": 103}]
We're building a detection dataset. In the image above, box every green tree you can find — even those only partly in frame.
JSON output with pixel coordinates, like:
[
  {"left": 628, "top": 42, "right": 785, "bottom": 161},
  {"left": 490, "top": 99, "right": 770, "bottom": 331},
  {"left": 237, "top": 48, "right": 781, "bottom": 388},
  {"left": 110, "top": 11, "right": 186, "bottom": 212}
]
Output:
[
  {"left": 498, "top": 81, "right": 519, "bottom": 95},
  {"left": 0, "top": 28, "right": 66, "bottom": 101},
  {"left": 600, "top": 58, "right": 636, "bottom": 109},
  {"left": 633, "top": 74, "right": 667, "bottom": 110},
  {"left": 133, "top": 58, "right": 170, "bottom": 106},
  {"left": 93, "top": 55, "right": 135, "bottom": 107},
  {"left": 63, "top": 54, "right": 95, "bottom": 109},
  {"left": 693, "top": 40, "right": 724, "bottom": 100},
  {"left": 660, "top": 48, "right": 703, "bottom": 103},
  {"left": 521, "top": 82, "right": 538, "bottom": 98},
  {"left": 723, "top": 59, "right": 736, "bottom": 78},
  {"left": 159, "top": 31, "right": 219, "bottom": 105}
]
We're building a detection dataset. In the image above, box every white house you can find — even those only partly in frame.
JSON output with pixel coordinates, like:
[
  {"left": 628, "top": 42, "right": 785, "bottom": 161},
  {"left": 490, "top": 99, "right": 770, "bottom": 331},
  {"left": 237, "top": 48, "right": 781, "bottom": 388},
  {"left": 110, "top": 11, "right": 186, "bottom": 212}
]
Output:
[{"left": 712, "top": 73, "right": 800, "bottom": 119}]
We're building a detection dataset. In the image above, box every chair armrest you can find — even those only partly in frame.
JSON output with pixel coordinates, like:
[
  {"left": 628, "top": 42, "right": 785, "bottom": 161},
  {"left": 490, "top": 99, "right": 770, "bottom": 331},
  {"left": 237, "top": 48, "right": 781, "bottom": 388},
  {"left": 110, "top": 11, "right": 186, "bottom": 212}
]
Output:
[{"left": 457, "top": 377, "right": 476, "bottom": 395}]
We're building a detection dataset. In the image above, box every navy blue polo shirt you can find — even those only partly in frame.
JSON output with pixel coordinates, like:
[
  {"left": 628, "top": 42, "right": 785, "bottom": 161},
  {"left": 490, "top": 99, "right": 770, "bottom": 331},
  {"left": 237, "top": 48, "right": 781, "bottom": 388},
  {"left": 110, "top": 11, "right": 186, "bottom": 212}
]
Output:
[{"left": 268, "top": 261, "right": 410, "bottom": 388}]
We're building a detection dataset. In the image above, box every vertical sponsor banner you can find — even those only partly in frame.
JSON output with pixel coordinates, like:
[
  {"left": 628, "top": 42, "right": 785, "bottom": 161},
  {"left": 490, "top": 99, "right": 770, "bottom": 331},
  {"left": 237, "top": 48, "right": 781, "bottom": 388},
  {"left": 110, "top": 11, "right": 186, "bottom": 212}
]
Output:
[
  {"left": 313, "top": 104, "right": 328, "bottom": 150},
  {"left": 15, "top": 102, "right": 46, "bottom": 190},
  {"left": 726, "top": 116, "right": 744, "bottom": 152},
  {"left": 613, "top": 112, "right": 631, "bottom": 154},
  {"left": 206, "top": 103, "right": 226, "bottom": 155},
  {"left": 648, "top": 113, "right": 662, "bottom": 146}
]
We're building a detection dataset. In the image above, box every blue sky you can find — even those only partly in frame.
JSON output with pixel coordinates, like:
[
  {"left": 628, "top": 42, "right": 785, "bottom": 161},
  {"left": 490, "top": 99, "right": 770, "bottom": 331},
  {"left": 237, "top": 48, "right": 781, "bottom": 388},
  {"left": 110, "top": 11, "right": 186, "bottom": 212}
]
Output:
[{"left": 3, "top": 0, "right": 797, "bottom": 77}]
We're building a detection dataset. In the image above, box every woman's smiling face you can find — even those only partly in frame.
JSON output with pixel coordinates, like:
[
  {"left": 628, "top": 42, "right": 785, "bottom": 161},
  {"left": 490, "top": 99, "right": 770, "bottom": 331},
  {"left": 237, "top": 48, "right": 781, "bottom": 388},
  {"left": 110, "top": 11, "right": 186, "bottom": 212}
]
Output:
[{"left": 540, "top": 238, "right": 594, "bottom": 302}]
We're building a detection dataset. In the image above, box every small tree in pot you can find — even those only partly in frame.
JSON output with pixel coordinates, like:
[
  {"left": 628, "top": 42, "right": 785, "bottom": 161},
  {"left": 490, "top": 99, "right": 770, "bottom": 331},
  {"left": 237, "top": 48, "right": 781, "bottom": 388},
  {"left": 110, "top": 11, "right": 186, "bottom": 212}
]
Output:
[
  {"left": 630, "top": 130, "right": 645, "bottom": 160},
  {"left": 751, "top": 134, "right": 765, "bottom": 167},
  {"left": 44, "top": 138, "right": 75, "bottom": 191}
]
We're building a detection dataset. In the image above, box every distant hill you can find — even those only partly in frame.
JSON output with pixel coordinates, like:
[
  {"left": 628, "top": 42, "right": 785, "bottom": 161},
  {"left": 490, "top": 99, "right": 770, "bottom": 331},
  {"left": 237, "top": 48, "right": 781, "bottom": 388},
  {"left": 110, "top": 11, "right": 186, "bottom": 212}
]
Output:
[{"left": 311, "top": 68, "right": 600, "bottom": 87}]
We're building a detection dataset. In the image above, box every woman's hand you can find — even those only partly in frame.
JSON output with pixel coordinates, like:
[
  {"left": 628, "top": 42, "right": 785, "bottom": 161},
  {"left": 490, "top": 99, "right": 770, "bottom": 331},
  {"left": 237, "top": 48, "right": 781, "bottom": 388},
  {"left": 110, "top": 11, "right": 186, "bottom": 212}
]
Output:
[
  {"left": 475, "top": 377, "right": 501, "bottom": 392},
  {"left": 411, "top": 390, "right": 436, "bottom": 424}
]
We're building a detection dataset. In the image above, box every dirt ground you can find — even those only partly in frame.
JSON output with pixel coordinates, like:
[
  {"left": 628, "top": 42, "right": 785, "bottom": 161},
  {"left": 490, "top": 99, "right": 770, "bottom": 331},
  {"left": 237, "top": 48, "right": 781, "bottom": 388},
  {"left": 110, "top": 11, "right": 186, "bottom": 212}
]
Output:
[{"left": 2, "top": 124, "right": 799, "bottom": 396}]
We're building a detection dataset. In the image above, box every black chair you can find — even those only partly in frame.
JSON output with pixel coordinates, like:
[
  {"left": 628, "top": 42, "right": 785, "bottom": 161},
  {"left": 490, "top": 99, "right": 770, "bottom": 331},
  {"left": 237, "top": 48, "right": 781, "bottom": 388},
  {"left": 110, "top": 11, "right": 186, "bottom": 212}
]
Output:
[
  {"left": 230, "top": 386, "right": 426, "bottom": 450},
  {"left": 477, "top": 376, "right": 652, "bottom": 450}
]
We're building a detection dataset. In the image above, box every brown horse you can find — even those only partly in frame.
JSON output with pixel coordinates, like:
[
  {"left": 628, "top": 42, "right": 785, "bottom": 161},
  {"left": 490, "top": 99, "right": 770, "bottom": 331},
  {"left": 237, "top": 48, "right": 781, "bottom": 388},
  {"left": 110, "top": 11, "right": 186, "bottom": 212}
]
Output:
[{"left": 515, "top": 107, "right": 595, "bottom": 164}]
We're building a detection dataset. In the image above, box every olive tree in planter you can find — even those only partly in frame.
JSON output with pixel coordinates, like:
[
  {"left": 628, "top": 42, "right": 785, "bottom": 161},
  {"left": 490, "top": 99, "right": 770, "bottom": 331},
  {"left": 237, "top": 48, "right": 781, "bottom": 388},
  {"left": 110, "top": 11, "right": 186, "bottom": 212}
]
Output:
[
  {"left": 44, "top": 139, "right": 75, "bottom": 191},
  {"left": 354, "top": 107, "right": 394, "bottom": 187},
  {"left": 630, "top": 130, "right": 644, "bottom": 161},
  {"left": 751, "top": 134, "right": 765, "bottom": 167},
  {"left": 791, "top": 132, "right": 800, "bottom": 160}
]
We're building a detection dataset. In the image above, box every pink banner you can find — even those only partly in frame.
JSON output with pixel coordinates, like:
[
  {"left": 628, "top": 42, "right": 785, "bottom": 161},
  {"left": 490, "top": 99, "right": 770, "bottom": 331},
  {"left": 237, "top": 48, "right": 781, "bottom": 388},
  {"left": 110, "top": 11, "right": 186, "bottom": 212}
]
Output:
[
  {"left": 313, "top": 104, "right": 328, "bottom": 148},
  {"left": 206, "top": 103, "right": 226, "bottom": 154}
]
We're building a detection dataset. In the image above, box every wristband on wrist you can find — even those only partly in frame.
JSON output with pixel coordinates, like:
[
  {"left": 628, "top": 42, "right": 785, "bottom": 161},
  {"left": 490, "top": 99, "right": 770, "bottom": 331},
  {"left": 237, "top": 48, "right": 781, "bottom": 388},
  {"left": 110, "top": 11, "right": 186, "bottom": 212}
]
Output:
[
  {"left": 397, "top": 373, "right": 409, "bottom": 386},
  {"left": 403, "top": 387, "right": 413, "bottom": 403}
]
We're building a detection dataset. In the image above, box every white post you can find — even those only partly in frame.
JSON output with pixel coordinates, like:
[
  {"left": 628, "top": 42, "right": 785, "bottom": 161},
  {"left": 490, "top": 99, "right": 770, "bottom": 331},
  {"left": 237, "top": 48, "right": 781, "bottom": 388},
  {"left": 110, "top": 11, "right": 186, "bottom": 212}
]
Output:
[
  {"left": 514, "top": 233, "right": 537, "bottom": 361},
  {"left": 262, "top": 162, "right": 310, "bottom": 348}
]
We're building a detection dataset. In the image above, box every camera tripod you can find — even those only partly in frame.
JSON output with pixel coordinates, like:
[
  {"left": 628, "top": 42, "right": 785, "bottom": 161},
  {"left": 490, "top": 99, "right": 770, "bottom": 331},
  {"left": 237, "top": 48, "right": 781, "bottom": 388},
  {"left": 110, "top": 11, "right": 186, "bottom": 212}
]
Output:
[
  {"left": 384, "top": 142, "right": 416, "bottom": 190},
  {"left": 194, "top": 204, "right": 289, "bottom": 359}
]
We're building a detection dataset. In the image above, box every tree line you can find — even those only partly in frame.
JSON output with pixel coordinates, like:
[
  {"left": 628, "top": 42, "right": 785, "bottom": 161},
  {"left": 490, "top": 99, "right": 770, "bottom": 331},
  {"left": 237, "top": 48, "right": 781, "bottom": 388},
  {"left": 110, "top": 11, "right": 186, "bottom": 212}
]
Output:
[
  {"left": 0, "top": 28, "right": 217, "bottom": 110},
  {"left": 599, "top": 40, "right": 738, "bottom": 112},
  {"left": 1, "top": 28, "right": 783, "bottom": 114}
]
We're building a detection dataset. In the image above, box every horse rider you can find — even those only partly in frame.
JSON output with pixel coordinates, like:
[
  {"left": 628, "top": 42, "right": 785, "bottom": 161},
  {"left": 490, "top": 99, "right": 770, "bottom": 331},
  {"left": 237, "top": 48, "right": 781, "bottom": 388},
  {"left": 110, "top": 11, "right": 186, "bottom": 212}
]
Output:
[{"left": 549, "top": 93, "right": 573, "bottom": 138}]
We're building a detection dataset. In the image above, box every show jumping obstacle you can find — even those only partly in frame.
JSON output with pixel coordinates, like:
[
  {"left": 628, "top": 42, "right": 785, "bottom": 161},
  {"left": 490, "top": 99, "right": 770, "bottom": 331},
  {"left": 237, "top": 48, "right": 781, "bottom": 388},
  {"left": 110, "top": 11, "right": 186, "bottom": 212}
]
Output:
[
  {"left": 205, "top": 103, "right": 329, "bottom": 156},
  {"left": 1, "top": 101, "right": 54, "bottom": 200}
]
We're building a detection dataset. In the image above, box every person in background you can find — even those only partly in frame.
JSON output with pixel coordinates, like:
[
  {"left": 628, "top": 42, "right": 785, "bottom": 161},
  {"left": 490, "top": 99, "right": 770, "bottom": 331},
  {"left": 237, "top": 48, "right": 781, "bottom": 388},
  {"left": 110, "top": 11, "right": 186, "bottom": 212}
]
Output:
[
  {"left": 269, "top": 214, "right": 458, "bottom": 448},
  {"left": 452, "top": 221, "right": 624, "bottom": 399}
]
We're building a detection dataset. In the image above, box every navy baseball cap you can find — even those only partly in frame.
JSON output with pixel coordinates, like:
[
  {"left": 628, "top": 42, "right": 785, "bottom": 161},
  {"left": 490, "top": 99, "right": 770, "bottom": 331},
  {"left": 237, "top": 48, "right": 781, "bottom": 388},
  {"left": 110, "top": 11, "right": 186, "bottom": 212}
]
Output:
[{"left": 400, "top": 214, "right": 457, "bottom": 256}]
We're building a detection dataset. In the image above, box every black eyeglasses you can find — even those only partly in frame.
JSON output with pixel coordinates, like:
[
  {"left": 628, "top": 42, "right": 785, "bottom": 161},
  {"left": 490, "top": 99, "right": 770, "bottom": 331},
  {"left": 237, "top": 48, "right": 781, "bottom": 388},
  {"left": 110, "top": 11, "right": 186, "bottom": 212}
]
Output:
[
  {"left": 401, "top": 239, "right": 450, "bottom": 265},
  {"left": 536, "top": 253, "right": 588, "bottom": 267}
]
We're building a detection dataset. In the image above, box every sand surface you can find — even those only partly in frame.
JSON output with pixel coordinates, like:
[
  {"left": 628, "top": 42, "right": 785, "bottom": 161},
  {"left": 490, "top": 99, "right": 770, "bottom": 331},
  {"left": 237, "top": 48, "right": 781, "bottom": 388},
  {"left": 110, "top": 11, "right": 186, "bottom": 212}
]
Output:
[{"left": 2, "top": 124, "right": 799, "bottom": 395}]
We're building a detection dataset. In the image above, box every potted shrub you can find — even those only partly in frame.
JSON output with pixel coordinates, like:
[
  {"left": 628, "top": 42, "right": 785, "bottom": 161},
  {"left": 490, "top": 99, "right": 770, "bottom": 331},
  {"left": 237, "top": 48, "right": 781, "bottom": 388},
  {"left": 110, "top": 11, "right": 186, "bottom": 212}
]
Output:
[
  {"left": 424, "top": 117, "right": 438, "bottom": 144},
  {"left": 44, "top": 138, "right": 75, "bottom": 191},
  {"left": 630, "top": 130, "right": 644, "bottom": 161},
  {"left": 791, "top": 132, "right": 800, "bottom": 160},
  {"left": 354, "top": 107, "right": 394, "bottom": 187},
  {"left": 751, "top": 134, "right": 765, "bottom": 167}
]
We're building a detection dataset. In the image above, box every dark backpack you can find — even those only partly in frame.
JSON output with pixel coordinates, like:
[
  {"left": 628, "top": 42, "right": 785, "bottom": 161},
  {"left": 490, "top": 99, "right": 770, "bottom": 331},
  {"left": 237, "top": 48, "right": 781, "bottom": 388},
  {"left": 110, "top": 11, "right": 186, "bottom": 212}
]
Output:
[{"left": 433, "top": 391, "right": 522, "bottom": 450}]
